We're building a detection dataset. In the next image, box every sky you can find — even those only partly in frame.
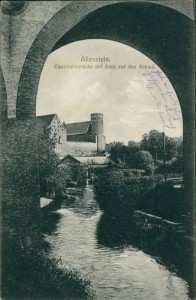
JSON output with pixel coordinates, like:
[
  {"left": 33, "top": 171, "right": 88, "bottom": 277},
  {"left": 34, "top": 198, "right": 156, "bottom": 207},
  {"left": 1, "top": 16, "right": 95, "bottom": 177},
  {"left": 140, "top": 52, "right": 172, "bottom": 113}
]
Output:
[{"left": 36, "top": 39, "right": 183, "bottom": 144}]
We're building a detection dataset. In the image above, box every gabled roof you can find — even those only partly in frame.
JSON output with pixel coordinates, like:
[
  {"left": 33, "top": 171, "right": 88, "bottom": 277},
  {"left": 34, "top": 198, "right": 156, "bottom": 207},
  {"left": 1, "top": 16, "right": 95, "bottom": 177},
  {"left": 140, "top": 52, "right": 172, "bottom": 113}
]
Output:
[
  {"left": 59, "top": 155, "right": 82, "bottom": 164},
  {"left": 74, "top": 156, "right": 109, "bottom": 165},
  {"left": 36, "top": 114, "right": 56, "bottom": 130},
  {"left": 66, "top": 121, "right": 90, "bottom": 135}
]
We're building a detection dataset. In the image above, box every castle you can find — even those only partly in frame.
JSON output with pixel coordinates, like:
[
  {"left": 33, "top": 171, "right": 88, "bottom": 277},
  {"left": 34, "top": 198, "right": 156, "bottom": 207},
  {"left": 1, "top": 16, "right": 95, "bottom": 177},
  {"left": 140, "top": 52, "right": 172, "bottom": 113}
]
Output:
[
  {"left": 66, "top": 113, "right": 106, "bottom": 156},
  {"left": 36, "top": 113, "right": 106, "bottom": 158}
]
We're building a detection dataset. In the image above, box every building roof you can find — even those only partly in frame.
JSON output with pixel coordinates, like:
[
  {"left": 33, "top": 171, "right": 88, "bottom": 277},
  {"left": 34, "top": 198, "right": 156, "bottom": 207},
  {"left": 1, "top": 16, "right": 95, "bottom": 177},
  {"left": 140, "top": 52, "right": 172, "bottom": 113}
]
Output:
[
  {"left": 66, "top": 121, "right": 91, "bottom": 135},
  {"left": 36, "top": 114, "right": 56, "bottom": 132},
  {"left": 59, "top": 155, "right": 82, "bottom": 164},
  {"left": 74, "top": 156, "right": 109, "bottom": 165}
]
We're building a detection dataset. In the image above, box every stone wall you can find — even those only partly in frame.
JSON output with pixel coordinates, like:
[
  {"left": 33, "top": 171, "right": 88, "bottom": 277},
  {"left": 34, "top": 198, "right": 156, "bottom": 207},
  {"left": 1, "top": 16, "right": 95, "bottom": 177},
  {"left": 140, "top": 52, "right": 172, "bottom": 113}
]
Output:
[
  {"left": 134, "top": 210, "right": 184, "bottom": 238},
  {"left": 66, "top": 141, "right": 97, "bottom": 156}
]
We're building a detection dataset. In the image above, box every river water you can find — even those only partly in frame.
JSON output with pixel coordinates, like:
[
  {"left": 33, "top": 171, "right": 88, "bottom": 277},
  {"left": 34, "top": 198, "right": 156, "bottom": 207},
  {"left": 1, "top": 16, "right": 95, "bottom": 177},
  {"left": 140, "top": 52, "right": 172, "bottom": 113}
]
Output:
[{"left": 44, "top": 185, "right": 190, "bottom": 300}]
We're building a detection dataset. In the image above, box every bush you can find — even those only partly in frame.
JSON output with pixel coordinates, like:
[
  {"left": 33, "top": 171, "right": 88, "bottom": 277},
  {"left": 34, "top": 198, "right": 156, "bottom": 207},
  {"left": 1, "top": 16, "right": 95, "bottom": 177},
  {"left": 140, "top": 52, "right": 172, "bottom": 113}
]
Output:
[
  {"left": 138, "top": 181, "right": 185, "bottom": 221},
  {"left": 135, "top": 151, "right": 154, "bottom": 169},
  {"left": 144, "top": 164, "right": 155, "bottom": 176},
  {"left": 155, "top": 159, "right": 163, "bottom": 167},
  {"left": 93, "top": 168, "right": 155, "bottom": 214},
  {"left": 2, "top": 225, "right": 95, "bottom": 299},
  {"left": 130, "top": 169, "right": 145, "bottom": 177},
  {"left": 156, "top": 156, "right": 183, "bottom": 176}
]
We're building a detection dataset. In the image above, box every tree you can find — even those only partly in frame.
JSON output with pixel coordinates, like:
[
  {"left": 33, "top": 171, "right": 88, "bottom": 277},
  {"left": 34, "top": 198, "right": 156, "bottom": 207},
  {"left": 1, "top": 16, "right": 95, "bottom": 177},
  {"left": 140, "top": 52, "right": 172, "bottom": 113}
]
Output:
[
  {"left": 107, "top": 142, "right": 127, "bottom": 163},
  {"left": 107, "top": 141, "right": 140, "bottom": 167},
  {"left": 125, "top": 142, "right": 140, "bottom": 168},
  {"left": 37, "top": 128, "right": 59, "bottom": 196},
  {"left": 141, "top": 130, "right": 164, "bottom": 160},
  {"left": 135, "top": 150, "right": 154, "bottom": 169},
  {"left": 141, "top": 130, "right": 182, "bottom": 161}
]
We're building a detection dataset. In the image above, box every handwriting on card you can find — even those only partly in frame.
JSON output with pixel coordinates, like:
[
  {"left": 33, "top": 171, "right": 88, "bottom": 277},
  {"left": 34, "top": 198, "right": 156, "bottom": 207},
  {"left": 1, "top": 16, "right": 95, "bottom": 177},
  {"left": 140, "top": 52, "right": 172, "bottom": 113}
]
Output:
[{"left": 142, "top": 70, "right": 181, "bottom": 130}]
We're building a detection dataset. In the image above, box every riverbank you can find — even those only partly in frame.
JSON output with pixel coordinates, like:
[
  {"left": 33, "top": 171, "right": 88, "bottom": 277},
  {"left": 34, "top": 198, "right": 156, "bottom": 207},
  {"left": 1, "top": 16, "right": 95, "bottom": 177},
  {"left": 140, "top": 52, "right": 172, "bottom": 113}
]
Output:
[
  {"left": 43, "top": 184, "right": 191, "bottom": 300},
  {"left": 2, "top": 191, "right": 95, "bottom": 299}
]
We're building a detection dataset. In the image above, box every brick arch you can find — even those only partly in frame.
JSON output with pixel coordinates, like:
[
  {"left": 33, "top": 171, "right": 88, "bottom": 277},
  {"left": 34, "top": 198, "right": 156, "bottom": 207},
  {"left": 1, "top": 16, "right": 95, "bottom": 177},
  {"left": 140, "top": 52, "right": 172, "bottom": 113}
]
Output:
[
  {"left": 16, "top": 1, "right": 194, "bottom": 206},
  {"left": 16, "top": 1, "right": 193, "bottom": 120}
]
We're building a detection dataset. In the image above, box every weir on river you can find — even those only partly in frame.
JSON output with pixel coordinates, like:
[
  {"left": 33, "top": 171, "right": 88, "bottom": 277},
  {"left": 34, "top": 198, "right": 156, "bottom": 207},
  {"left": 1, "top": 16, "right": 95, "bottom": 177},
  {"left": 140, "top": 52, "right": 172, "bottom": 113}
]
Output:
[{"left": 44, "top": 185, "right": 190, "bottom": 300}]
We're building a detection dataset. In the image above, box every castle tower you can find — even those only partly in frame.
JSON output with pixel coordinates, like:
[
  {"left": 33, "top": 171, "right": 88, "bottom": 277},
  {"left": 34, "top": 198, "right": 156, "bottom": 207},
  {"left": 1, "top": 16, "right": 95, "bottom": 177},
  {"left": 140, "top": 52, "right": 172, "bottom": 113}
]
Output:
[
  {"left": 91, "top": 113, "right": 104, "bottom": 136},
  {"left": 90, "top": 113, "right": 105, "bottom": 152}
]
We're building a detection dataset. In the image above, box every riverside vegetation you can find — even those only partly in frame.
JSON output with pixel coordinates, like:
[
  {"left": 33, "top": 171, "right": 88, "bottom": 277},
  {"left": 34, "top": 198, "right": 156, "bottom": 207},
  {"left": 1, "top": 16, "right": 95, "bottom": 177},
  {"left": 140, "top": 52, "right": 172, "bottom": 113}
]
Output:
[
  {"left": 94, "top": 166, "right": 186, "bottom": 222},
  {"left": 95, "top": 130, "right": 185, "bottom": 222},
  {"left": 1, "top": 128, "right": 95, "bottom": 299},
  {"left": 1, "top": 128, "right": 184, "bottom": 298}
]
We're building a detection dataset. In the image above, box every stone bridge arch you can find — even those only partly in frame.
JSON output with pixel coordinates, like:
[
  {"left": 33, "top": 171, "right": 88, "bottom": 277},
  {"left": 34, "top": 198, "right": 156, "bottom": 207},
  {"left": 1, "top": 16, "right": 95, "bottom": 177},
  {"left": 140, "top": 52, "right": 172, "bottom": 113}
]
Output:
[{"left": 15, "top": 1, "right": 194, "bottom": 208}]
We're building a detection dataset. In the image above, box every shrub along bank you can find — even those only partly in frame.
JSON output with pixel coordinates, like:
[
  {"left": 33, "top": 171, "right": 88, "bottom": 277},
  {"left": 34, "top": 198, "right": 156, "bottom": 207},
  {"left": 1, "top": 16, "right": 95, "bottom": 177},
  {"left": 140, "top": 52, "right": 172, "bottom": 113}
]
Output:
[
  {"left": 94, "top": 167, "right": 185, "bottom": 222},
  {"left": 138, "top": 180, "right": 186, "bottom": 222},
  {"left": 93, "top": 168, "right": 156, "bottom": 215},
  {"left": 1, "top": 213, "right": 95, "bottom": 299}
]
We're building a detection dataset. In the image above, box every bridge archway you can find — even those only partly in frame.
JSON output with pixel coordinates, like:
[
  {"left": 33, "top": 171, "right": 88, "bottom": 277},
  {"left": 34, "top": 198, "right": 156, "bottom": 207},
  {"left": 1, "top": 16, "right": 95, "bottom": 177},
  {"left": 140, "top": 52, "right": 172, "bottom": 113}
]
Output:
[{"left": 16, "top": 1, "right": 194, "bottom": 208}]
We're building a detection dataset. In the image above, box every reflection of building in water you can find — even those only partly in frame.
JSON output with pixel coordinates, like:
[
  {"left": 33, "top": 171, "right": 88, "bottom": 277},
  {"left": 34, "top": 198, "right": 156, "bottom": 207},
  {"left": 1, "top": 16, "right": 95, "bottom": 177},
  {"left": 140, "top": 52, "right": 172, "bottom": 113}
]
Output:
[
  {"left": 65, "top": 113, "right": 106, "bottom": 156},
  {"left": 36, "top": 114, "right": 67, "bottom": 157},
  {"left": 36, "top": 113, "right": 106, "bottom": 158}
]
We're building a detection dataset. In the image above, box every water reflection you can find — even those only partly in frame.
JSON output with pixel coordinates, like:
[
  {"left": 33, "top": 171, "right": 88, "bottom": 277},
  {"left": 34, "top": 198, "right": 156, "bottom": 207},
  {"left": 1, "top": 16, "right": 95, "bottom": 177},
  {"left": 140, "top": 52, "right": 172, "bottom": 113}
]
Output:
[
  {"left": 43, "top": 185, "right": 191, "bottom": 300},
  {"left": 62, "top": 186, "right": 99, "bottom": 217},
  {"left": 96, "top": 212, "right": 134, "bottom": 249},
  {"left": 96, "top": 210, "right": 193, "bottom": 297},
  {"left": 41, "top": 211, "right": 62, "bottom": 235}
]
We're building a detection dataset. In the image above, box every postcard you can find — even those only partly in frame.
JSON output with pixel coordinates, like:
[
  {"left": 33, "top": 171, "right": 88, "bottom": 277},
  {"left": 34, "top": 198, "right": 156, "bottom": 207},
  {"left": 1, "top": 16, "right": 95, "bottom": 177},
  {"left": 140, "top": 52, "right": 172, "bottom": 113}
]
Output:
[{"left": 1, "top": 1, "right": 195, "bottom": 299}]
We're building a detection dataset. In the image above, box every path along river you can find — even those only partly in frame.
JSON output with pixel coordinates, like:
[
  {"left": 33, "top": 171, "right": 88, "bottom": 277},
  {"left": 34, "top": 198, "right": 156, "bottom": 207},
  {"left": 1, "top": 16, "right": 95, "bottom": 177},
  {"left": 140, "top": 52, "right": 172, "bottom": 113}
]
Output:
[{"left": 44, "top": 185, "right": 190, "bottom": 300}]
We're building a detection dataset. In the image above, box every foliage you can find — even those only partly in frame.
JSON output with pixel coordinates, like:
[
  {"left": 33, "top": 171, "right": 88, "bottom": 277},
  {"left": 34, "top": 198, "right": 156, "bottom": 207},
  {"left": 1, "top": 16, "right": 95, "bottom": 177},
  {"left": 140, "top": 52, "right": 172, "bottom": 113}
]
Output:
[
  {"left": 37, "top": 128, "right": 59, "bottom": 196},
  {"left": 1, "top": 128, "right": 95, "bottom": 298},
  {"left": 107, "top": 141, "right": 140, "bottom": 168},
  {"left": 108, "top": 142, "right": 127, "bottom": 163},
  {"left": 155, "top": 159, "right": 164, "bottom": 167},
  {"left": 37, "top": 129, "right": 87, "bottom": 196},
  {"left": 141, "top": 130, "right": 182, "bottom": 160},
  {"left": 137, "top": 181, "right": 186, "bottom": 221},
  {"left": 107, "top": 133, "right": 182, "bottom": 174},
  {"left": 156, "top": 156, "right": 183, "bottom": 175},
  {"left": 2, "top": 227, "right": 95, "bottom": 299},
  {"left": 125, "top": 144, "right": 141, "bottom": 167},
  {"left": 93, "top": 168, "right": 155, "bottom": 214},
  {"left": 134, "top": 150, "right": 154, "bottom": 169},
  {"left": 58, "top": 164, "right": 87, "bottom": 186},
  {"left": 144, "top": 164, "right": 155, "bottom": 176}
]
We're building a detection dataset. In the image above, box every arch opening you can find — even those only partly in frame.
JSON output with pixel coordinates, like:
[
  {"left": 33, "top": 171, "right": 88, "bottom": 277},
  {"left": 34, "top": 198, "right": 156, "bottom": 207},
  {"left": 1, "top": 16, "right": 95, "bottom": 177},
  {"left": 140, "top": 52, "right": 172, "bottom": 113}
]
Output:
[
  {"left": 36, "top": 39, "right": 183, "bottom": 148},
  {"left": 15, "top": 1, "right": 194, "bottom": 211}
]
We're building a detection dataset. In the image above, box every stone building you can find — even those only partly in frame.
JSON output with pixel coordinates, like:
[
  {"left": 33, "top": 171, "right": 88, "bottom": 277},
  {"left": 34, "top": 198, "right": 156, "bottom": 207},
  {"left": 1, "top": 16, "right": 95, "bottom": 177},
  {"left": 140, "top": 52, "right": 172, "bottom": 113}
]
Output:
[
  {"left": 65, "top": 113, "right": 106, "bottom": 156},
  {"left": 36, "top": 114, "right": 67, "bottom": 157}
]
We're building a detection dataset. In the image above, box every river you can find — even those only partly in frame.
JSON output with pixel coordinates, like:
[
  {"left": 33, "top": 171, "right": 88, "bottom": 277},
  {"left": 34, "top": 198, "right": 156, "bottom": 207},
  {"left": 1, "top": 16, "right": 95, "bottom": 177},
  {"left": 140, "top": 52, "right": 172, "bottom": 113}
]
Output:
[{"left": 44, "top": 185, "right": 190, "bottom": 300}]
